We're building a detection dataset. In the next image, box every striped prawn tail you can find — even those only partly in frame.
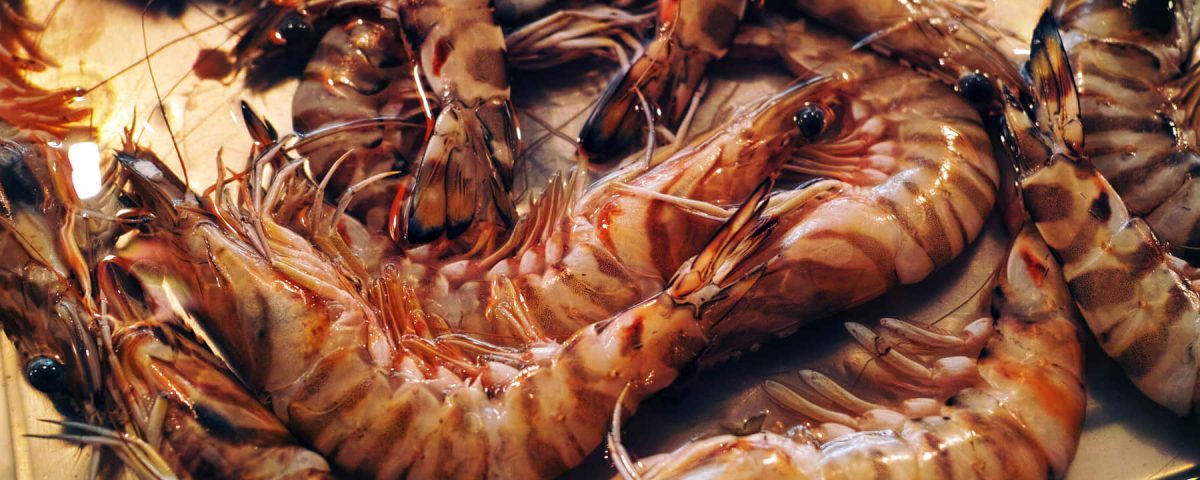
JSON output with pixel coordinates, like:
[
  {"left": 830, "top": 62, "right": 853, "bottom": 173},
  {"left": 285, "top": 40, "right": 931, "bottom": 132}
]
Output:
[{"left": 400, "top": 102, "right": 518, "bottom": 245}]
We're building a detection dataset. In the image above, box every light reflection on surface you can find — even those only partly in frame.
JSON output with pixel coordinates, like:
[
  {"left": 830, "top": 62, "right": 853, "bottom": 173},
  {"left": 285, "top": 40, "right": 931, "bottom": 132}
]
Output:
[{"left": 67, "top": 141, "right": 102, "bottom": 199}]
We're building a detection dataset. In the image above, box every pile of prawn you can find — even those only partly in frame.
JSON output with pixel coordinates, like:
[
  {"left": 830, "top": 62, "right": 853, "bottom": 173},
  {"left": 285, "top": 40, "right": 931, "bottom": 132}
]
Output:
[{"left": 0, "top": 0, "right": 1198, "bottom": 478}]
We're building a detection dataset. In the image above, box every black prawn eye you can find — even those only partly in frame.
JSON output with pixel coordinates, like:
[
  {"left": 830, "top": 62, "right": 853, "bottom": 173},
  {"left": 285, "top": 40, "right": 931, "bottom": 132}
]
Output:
[
  {"left": 275, "top": 12, "right": 315, "bottom": 45},
  {"left": 956, "top": 73, "right": 994, "bottom": 108},
  {"left": 24, "top": 355, "right": 68, "bottom": 394},
  {"left": 794, "top": 106, "right": 826, "bottom": 140}
]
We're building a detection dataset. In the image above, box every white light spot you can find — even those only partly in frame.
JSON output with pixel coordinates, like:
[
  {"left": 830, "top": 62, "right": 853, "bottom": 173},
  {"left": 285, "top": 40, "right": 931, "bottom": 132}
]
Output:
[
  {"left": 68, "top": 142, "right": 103, "bottom": 199},
  {"left": 134, "top": 159, "right": 164, "bottom": 181}
]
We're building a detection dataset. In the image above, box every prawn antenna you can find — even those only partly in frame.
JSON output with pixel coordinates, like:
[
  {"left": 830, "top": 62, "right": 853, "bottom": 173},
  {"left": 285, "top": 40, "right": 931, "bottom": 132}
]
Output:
[{"left": 140, "top": 2, "right": 189, "bottom": 188}]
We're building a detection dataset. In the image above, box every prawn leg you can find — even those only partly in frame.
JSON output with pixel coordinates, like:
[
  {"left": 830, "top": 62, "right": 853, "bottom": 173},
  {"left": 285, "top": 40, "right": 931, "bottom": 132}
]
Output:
[
  {"left": 623, "top": 226, "right": 1086, "bottom": 480},
  {"left": 116, "top": 149, "right": 778, "bottom": 478},
  {"left": 504, "top": 5, "right": 654, "bottom": 71}
]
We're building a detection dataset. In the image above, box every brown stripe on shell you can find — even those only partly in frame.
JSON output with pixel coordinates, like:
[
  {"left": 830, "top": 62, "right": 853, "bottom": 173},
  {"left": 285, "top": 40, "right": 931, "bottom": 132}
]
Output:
[
  {"left": 467, "top": 48, "right": 509, "bottom": 90},
  {"left": 1163, "top": 284, "right": 1194, "bottom": 317},
  {"left": 1102, "top": 153, "right": 1186, "bottom": 204},
  {"left": 917, "top": 428, "right": 953, "bottom": 477},
  {"left": 1113, "top": 322, "right": 1171, "bottom": 379},
  {"left": 1077, "top": 60, "right": 1156, "bottom": 94},
  {"left": 1117, "top": 232, "right": 1166, "bottom": 278},
  {"left": 1021, "top": 183, "right": 1075, "bottom": 223},
  {"left": 697, "top": 3, "right": 742, "bottom": 47},
  {"left": 913, "top": 189, "right": 956, "bottom": 266},
  {"left": 1079, "top": 113, "right": 1168, "bottom": 135},
  {"left": 361, "top": 395, "right": 417, "bottom": 467},
  {"left": 518, "top": 398, "right": 570, "bottom": 477},
  {"left": 1068, "top": 268, "right": 1136, "bottom": 310},
  {"left": 516, "top": 279, "right": 575, "bottom": 339},
  {"left": 806, "top": 229, "right": 898, "bottom": 283},
  {"left": 947, "top": 160, "right": 998, "bottom": 215},
  {"left": 550, "top": 260, "right": 623, "bottom": 306}
]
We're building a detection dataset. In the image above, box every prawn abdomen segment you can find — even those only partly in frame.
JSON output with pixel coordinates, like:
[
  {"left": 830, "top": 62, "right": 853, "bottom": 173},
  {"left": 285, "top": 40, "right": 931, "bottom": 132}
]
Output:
[
  {"left": 410, "top": 0, "right": 511, "bottom": 102},
  {"left": 277, "top": 349, "right": 491, "bottom": 479}
]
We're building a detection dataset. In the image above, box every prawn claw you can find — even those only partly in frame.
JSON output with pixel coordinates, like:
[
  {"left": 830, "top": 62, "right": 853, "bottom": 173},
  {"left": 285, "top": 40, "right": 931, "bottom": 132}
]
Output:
[
  {"left": 240, "top": 100, "right": 279, "bottom": 147},
  {"left": 578, "top": 66, "right": 651, "bottom": 162},
  {"left": 578, "top": 0, "right": 748, "bottom": 165}
]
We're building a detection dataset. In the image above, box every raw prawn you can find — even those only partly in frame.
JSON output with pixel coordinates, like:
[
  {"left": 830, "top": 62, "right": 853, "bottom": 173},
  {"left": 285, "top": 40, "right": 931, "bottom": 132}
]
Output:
[
  {"left": 576, "top": 18, "right": 998, "bottom": 364},
  {"left": 616, "top": 226, "right": 1086, "bottom": 479},
  {"left": 1001, "top": 12, "right": 1200, "bottom": 416},
  {"left": 114, "top": 147, "right": 777, "bottom": 478},
  {"left": 0, "top": 133, "right": 335, "bottom": 478}
]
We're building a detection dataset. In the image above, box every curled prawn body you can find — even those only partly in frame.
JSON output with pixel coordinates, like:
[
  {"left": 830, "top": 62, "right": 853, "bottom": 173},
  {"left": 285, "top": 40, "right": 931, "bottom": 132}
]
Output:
[
  {"left": 292, "top": 15, "right": 426, "bottom": 230},
  {"left": 578, "top": 19, "right": 998, "bottom": 363},
  {"left": 115, "top": 147, "right": 777, "bottom": 478},
  {"left": 1002, "top": 13, "right": 1200, "bottom": 416},
  {"left": 619, "top": 226, "right": 1086, "bottom": 479}
]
